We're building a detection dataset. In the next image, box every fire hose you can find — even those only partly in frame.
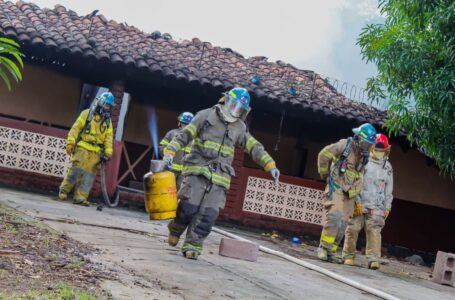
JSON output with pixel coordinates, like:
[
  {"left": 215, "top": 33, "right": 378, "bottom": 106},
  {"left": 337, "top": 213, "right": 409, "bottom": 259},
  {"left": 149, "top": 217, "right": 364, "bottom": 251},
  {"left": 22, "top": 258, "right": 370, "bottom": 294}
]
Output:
[
  {"left": 212, "top": 227, "right": 401, "bottom": 300},
  {"left": 100, "top": 161, "right": 120, "bottom": 208}
]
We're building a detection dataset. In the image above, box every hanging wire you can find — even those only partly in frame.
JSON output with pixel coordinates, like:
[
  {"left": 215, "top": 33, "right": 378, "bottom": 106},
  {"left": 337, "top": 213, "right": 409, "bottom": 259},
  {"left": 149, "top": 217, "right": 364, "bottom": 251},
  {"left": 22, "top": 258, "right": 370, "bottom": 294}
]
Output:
[{"left": 274, "top": 109, "right": 286, "bottom": 151}]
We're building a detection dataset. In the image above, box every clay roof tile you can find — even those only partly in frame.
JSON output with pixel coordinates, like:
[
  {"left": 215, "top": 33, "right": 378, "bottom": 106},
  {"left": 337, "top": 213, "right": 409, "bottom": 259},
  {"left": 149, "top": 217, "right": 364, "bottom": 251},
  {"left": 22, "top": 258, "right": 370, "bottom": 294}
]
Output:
[{"left": 0, "top": 0, "right": 386, "bottom": 124}]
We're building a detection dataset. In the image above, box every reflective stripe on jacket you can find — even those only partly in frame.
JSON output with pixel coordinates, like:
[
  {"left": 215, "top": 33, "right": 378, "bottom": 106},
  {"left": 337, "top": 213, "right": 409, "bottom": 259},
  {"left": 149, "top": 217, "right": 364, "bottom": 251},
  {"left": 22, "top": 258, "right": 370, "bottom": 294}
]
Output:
[
  {"left": 317, "top": 138, "right": 364, "bottom": 198},
  {"left": 159, "top": 127, "right": 191, "bottom": 173},
  {"left": 361, "top": 158, "right": 393, "bottom": 212},
  {"left": 67, "top": 109, "right": 113, "bottom": 156},
  {"left": 165, "top": 105, "right": 276, "bottom": 189}
]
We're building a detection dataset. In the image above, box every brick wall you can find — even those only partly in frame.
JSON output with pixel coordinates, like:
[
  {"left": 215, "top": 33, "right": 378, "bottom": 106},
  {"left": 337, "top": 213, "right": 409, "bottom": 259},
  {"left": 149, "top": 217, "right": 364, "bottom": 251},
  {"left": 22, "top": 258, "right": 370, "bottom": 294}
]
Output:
[{"left": 109, "top": 80, "right": 126, "bottom": 136}]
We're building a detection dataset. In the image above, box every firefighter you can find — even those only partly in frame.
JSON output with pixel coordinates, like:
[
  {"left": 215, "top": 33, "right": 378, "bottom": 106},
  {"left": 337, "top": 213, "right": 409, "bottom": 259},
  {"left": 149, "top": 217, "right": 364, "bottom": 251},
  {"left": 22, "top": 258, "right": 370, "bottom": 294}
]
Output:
[
  {"left": 343, "top": 133, "right": 393, "bottom": 270},
  {"left": 317, "top": 123, "right": 377, "bottom": 262},
  {"left": 163, "top": 87, "right": 280, "bottom": 259},
  {"left": 58, "top": 92, "right": 115, "bottom": 206},
  {"left": 159, "top": 112, "right": 194, "bottom": 189}
]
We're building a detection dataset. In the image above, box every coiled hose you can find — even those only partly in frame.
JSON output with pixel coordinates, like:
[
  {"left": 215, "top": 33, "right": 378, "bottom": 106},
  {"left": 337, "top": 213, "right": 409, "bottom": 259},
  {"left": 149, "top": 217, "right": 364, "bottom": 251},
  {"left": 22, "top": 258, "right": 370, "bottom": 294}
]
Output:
[{"left": 100, "top": 162, "right": 120, "bottom": 208}]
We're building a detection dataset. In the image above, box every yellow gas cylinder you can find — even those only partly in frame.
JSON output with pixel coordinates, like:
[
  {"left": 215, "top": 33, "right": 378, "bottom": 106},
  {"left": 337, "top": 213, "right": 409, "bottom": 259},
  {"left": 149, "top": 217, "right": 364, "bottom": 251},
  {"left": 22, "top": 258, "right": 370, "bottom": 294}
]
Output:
[{"left": 143, "top": 170, "right": 177, "bottom": 220}]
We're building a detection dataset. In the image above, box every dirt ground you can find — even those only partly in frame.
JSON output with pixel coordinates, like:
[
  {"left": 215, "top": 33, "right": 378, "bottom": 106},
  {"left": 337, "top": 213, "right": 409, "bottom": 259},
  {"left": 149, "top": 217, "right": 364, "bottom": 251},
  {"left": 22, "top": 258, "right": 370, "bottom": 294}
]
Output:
[{"left": 0, "top": 204, "right": 113, "bottom": 299}]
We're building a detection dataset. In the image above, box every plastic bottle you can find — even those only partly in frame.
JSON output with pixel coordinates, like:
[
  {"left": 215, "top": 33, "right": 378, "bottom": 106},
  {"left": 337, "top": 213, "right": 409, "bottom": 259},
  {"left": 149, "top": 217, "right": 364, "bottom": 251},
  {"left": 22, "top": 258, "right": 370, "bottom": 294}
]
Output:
[{"left": 292, "top": 237, "right": 301, "bottom": 247}]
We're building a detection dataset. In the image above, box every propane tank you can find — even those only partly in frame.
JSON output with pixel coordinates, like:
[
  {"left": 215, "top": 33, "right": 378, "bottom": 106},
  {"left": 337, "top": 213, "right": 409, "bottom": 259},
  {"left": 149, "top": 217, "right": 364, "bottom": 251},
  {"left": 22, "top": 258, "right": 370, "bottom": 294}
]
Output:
[{"left": 143, "top": 160, "right": 177, "bottom": 220}]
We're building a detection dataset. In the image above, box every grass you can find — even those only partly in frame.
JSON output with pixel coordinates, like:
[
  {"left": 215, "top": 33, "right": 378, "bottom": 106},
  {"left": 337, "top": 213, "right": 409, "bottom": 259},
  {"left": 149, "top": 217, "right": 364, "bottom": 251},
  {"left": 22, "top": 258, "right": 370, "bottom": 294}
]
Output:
[
  {"left": 3, "top": 223, "right": 17, "bottom": 235},
  {"left": 65, "top": 257, "right": 86, "bottom": 270},
  {"left": 41, "top": 236, "right": 50, "bottom": 248},
  {"left": 0, "top": 283, "right": 99, "bottom": 300}
]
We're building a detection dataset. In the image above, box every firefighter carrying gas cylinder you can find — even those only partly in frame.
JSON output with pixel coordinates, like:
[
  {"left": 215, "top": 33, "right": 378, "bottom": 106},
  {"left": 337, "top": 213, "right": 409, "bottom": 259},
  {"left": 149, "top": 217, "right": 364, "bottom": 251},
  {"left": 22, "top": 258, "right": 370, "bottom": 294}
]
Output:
[
  {"left": 343, "top": 133, "right": 393, "bottom": 270},
  {"left": 317, "top": 123, "right": 376, "bottom": 263},
  {"left": 159, "top": 112, "right": 194, "bottom": 189},
  {"left": 162, "top": 87, "right": 280, "bottom": 260},
  {"left": 58, "top": 92, "right": 115, "bottom": 206}
]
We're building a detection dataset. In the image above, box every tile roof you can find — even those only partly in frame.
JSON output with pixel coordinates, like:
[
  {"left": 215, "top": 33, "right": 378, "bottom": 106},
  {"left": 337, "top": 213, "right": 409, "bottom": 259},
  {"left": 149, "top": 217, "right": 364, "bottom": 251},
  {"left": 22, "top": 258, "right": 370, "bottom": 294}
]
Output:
[{"left": 0, "top": 0, "right": 386, "bottom": 124}]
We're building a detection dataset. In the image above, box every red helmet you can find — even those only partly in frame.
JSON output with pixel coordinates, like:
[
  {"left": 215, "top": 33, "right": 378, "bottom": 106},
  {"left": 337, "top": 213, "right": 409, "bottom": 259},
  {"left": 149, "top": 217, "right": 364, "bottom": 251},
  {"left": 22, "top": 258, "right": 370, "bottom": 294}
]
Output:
[{"left": 375, "top": 133, "right": 390, "bottom": 150}]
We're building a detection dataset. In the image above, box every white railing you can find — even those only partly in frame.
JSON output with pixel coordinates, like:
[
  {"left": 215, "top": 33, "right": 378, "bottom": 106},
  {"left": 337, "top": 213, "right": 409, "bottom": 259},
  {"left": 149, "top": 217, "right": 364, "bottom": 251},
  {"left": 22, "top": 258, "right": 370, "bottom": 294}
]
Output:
[
  {"left": 242, "top": 176, "right": 325, "bottom": 225},
  {"left": 0, "top": 126, "right": 70, "bottom": 178}
]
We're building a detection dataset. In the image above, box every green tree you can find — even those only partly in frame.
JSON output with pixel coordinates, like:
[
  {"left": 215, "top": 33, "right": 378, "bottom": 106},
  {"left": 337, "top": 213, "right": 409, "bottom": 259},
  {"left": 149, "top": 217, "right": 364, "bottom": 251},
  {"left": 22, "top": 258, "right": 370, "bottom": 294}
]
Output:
[
  {"left": 0, "top": 37, "right": 23, "bottom": 91},
  {"left": 359, "top": 1, "right": 455, "bottom": 176}
]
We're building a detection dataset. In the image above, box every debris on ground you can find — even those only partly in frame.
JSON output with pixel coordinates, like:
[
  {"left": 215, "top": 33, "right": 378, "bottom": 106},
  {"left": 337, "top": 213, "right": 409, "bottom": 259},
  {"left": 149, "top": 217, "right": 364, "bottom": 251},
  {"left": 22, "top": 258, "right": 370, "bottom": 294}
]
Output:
[
  {"left": 223, "top": 224, "right": 435, "bottom": 281},
  {"left": 0, "top": 204, "right": 114, "bottom": 298}
]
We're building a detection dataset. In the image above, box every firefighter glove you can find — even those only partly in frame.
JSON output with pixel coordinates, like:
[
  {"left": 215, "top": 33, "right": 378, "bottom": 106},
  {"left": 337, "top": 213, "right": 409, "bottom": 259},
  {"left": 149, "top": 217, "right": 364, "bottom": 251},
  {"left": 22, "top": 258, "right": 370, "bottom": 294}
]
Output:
[
  {"left": 270, "top": 168, "right": 280, "bottom": 185},
  {"left": 163, "top": 153, "right": 173, "bottom": 168},
  {"left": 354, "top": 202, "right": 363, "bottom": 216},
  {"left": 66, "top": 143, "right": 74, "bottom": 155}
]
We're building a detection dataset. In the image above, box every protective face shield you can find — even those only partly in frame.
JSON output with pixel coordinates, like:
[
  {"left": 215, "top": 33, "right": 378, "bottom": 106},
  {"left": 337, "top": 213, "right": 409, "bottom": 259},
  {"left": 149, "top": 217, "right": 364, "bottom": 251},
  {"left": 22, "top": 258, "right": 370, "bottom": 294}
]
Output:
[
  {"left": 371, "top": 133, "right": 391, "bottom": 160},
  {"left": 371, "top": 148, "right": 386, "bottom": 160},
  {"left": 223, "top": 88, "right": 251, "bottom": 120}
]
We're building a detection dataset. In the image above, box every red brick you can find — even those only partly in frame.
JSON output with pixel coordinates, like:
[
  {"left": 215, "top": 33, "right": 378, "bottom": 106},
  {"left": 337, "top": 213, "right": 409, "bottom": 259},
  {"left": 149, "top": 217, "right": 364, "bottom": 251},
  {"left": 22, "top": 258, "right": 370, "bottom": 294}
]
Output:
[
  {"left": 219, "top": 238, "right": 259, "bottom": 262},
  {"left": 432, "top": 251, "right": 455, "bottom": 286}
]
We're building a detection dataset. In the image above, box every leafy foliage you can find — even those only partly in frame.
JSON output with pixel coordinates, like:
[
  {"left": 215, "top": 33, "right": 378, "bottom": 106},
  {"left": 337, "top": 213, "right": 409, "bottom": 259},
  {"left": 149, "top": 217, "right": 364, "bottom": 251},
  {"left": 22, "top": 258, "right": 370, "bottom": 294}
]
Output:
[
  {"left": 359, "top": 0, "right": 455, "bottom": 176},
  {"left": 0, "top": 37, "right": 23, "bottom": 91}
]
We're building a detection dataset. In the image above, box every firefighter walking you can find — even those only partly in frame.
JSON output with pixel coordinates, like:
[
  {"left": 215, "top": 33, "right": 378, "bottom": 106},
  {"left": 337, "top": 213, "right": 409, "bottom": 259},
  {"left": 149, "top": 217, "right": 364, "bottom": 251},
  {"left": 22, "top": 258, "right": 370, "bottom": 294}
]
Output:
[
  {"left": 163, "top": 87, "right": 280, "bottom": 259},
  {"left": 317, "top": 123, "right": 377, "bottom": 262},
  {"left": 159, "top": 112, "right": 194, "bottom": 189},
  {"left": 343, "top": 133, "right": 393, "bottom": 270},
  {"left": 59, "top": 92, "right": 115, "bottom": 206}
]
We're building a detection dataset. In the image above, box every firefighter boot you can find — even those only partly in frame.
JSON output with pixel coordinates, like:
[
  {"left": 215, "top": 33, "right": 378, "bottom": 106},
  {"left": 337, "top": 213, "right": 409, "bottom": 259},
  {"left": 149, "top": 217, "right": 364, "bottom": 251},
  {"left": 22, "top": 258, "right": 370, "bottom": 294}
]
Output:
[
  {"left": 73, "top": 199, "right": 90, "bottom": 206},
  {"left": 58, "top": 192, "right": 68, "bottom": 201},
  {"left": 317, "top": 247, "right": 328, "bottom": 261},
  {"left": 168, "top": 235, "right": 179, "bottom": 247},
  {"left": 329, "top": 255, "right": 344, "bottom": 264},
  {"left": 183, "top": 250, "right": 199, "bottom": 260},
  {"left": 344, "top": 258, "right": 355, "bottom": 266},
  {"left": 369, "top": 261, "right": 380, "bottom": 270}
]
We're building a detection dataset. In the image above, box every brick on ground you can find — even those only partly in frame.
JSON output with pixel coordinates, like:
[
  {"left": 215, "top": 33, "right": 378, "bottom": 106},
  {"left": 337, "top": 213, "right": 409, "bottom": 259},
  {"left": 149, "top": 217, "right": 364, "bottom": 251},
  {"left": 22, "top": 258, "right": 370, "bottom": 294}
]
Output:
[
  {"left": 219, "top": 238, "right": 259, "bottom": 262},
  {"left": 432, "top": 251, "right": 455, "bottom": 286}
]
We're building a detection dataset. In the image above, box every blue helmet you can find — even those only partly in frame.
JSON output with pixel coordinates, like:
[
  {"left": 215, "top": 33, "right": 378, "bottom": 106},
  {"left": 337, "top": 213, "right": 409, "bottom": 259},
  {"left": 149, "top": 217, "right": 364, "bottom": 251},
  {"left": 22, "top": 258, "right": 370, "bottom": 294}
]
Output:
[
  {"left": 352, "top": 123, "right": 377, "bottom": 144},
  {"left": 98, "top": 92, "right": 115, "bottom": 107},
  {"left": 224, "top": 87, "right": 251, "bottom": 118},
  {"left": 178, "top": 112, "right": 194, "bottom": 125}
]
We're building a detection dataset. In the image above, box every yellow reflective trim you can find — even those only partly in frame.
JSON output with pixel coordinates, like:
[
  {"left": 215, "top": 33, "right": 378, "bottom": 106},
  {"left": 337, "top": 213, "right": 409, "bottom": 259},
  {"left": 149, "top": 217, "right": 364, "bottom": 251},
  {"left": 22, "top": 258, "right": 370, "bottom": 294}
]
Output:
[
  {"left": 212, "top": 173, "right": 230, "bottom": 183},
  {"left": 160, "top": 139, "right": 170, "bottom": 146},
  {"left": 183, "top": 146, "right": 191, "bottom": 154},
  {"left": 194, "top": 138, "right": 234, "bottom": 156},
  {"left": 331, "top": 245, "right": 338, "bottom": 252},
  {"left": 360, "top": 131, "right": 368, "bottom": 138},
  {"left": 259, "top": 153, "right": 273, "bottom": 165},
  {"left": 171, "top": 163, "right": 183, "bottom": 171},
  {"left": 246, "top": 136, "right": 257, "bottom": 153},
  {"left": 321, "top": 149, "right": 337, "bottom": 160},
  {"left": 318, "top": 166, "right": 329, "bottom": 173},
  {"left": 345, "top": 170, "right": 362, "bottom": 179},
  {"left": 321, "top": 234, "right": 335, "bottom": 244},
  {"left": 76, "top": 140, "right": 101, "bottom": 153},
  {"left": 185, "top": 124, "right": 197, "bottom": 138},
  {"left": 168, "top": 140, "right": 182, "bottom": 152},
  {"left": 182, "top": 165, "right": 211, "bottom": 178},
  {"left": 182, "top": 165, "right": 231, "bottom": 188},
  {"left": 229, "top": 91, "right": 236, "bottom": 98},
  {"left": 348, "top": 189, "right": 362, "bottom": 198}
]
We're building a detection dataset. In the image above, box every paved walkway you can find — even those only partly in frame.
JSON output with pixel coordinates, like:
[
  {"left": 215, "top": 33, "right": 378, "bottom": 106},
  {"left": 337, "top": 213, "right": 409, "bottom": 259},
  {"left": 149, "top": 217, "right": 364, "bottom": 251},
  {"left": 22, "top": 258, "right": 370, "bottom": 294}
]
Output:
[{"left": 1, "top": 187, "right": 453, "bottom": 300}]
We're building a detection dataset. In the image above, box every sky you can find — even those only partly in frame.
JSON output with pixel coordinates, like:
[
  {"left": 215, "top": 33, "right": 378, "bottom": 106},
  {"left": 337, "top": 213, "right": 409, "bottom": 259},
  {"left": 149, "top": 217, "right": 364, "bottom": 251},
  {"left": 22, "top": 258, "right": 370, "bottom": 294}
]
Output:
[{"left": 32, "top": 0, "right": 384, "bottom": 89}]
